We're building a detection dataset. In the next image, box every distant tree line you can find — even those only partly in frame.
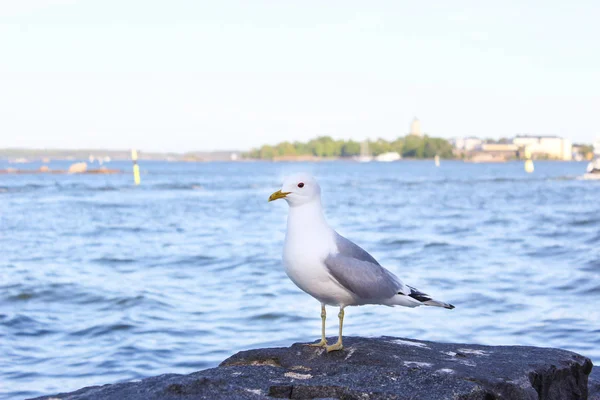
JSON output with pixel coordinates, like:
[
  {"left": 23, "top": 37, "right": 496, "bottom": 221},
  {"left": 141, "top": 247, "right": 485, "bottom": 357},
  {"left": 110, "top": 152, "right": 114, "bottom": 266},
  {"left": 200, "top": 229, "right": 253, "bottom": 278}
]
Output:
[
  {"left": 483, "top": 137, "right": 512, "bottom": 144},
  {"left": 245, "top": 135, "right": 455, "bottom": 159}
]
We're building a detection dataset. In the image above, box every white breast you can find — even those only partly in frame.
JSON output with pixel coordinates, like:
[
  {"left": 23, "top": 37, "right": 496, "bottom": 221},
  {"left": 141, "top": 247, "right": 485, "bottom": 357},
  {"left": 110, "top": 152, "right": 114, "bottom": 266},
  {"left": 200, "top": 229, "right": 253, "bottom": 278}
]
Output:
[{"left": 282, "top": 206, "right": 356, "bottom": 307}]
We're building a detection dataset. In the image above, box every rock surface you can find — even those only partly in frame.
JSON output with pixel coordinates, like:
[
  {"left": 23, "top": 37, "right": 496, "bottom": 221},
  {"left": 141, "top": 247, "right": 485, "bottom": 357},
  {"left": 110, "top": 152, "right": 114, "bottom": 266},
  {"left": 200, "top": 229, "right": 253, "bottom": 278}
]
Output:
[
  {"left": 590, "top": 369, "right": 600, "bottom": 400},
  {"left": 30, "top": 336, "right": 593, "bottom": 400}
]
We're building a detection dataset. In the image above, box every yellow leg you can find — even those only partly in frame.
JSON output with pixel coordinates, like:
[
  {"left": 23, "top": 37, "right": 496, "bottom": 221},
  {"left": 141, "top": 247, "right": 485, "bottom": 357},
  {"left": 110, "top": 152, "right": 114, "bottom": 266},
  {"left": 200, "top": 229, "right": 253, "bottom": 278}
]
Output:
[
  {"left": 307, "top": 304, "right": 328, "bottom": 347},
  {"left": 326, "top": 308, "right": 344, "bottom": 352}
]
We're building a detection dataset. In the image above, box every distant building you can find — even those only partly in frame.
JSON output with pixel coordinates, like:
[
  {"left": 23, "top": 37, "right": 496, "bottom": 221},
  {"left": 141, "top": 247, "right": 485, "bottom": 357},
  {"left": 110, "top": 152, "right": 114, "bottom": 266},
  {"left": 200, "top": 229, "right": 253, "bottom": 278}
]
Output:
[
  {"left": 513, "top": 135, "right": 572, "bottom": 160},
  {"left": 466, "top": 143, "right": 519, "bottom": 163},
  {"left": 481, "top": 143, "right": 519, "bottom": 152},
  {"left": 451, "top": 134, "right": 573, "bottom": 162},
  {"left": 409, "top": 117, "right": 423, "bottom": 137},
  {"left": 451, "top": 137, "right": 483, "bottom": 151},
  {"left": 593, "top": 138, "right": 600, "bottom": 156}
]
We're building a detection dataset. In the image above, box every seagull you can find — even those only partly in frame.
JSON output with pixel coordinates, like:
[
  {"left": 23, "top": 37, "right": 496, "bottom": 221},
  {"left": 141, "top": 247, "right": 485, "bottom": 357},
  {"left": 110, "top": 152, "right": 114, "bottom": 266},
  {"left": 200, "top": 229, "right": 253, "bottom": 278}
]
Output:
[{"left": 269, "top": 173, "right": 454, "bottom": 352}]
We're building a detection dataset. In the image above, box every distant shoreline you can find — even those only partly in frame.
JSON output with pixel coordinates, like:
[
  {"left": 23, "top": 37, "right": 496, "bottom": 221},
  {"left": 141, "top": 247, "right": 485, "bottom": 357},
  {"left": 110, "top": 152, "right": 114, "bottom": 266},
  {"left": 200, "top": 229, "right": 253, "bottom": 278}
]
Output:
[
  {"left": 1, "top": 158, "right": 582, "bottom": 164},
  {"left": 0, "top": 150, "right": 582, "bottom": 165},
  {"left": 0, "top": 148, "right": 242, "bottom": 162}
]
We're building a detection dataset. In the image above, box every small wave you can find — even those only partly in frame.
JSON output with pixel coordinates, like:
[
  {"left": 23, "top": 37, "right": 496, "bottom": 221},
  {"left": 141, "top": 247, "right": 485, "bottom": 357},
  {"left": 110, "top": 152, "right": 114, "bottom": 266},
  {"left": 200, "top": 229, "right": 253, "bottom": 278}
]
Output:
[
  {"left": 93, "top": 256, "right": 137, "bottom": 264},
  {"left": 582, "top": 259, "right": 600, "bottom": 272},
  {"left": 489, "top": 236, "right": 523, "bottom": 244},
  {"left": 0, "top": 183, "right": 47, "bottom": 193},
  {"left": 580, "top": 284, "right": 600, "bottom": 295},
  {"left": 478, "top": 177, "right": 519, "bottom": 183},
  {"left": 249, "top": 312, "right": 288, "bottom": 321},
  {"left": 160, "top": 254, "right": 216, "bottom": 268},
  {"left": 437, "top": 213, "right": 467, "bottom": 220},
  {"left": 8, "top": 292, "right": 35, "bottom": 301},
  {"left": 550, "top": 277, "right": 591, "bottom": 292},
  {"left": 553, "top": 175, "right": 579, "bottom": 181},
  {"left": 4, "top": 285, "right": 107, "bottom": 306},
  {"left": 569, "top": 217, "right": 600, "bottom": 227},
  {"left": 424, "top": 241, "right": 450, "bottom": 248},
  {"left": 415, "top": 176, "right": 544, "bottom": 185},
  {"left": 586, "top": 232, "right": 600, "bottom": 244},
  {"left": 1, "top": 313, "right": 38, "bottom": 328},
  {"left": 94, "top": 203, "right": 136, "bottom": 209},
  {"left": 381, "top": 238, "right": 420, "bottom": 247},
  {"left": 483, "top": 218, "right": 511, "bottom": 226},
  {"left": 437, "top": 226, "right": 471, "bottom": 235},
  {"left": 99, "top": 292, "right": 174, "bottom": 310},
  {"left": 99, "top": 226, "right": 145, "bottom": 233},
  {"left": 1, "top": 314, "right": 55, "bottom": 336},
  {"left": 524, "top": 245, "right": 568, "bottom": 258},
  {"left": 70, "top": 323, "right": 136, "bottom": 338},
  {"left": 154, "top": 183, "right": 205, "bottom": 190}
]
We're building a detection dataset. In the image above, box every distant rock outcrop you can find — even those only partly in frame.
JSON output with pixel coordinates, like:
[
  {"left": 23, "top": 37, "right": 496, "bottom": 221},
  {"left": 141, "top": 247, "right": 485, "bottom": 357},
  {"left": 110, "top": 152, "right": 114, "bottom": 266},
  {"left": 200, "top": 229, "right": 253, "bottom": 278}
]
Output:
[
  {"left": 67, "top": 162, "right": 87, "bottom": 174},
  {"left": 30, "top": 336, "right": 594, "bottom": 400},
  {"left": 86, "top": 166, "right": 121, "bottom": 174},
  {"left": 0, "top": 166, "right": 122, "bottom": 175}
]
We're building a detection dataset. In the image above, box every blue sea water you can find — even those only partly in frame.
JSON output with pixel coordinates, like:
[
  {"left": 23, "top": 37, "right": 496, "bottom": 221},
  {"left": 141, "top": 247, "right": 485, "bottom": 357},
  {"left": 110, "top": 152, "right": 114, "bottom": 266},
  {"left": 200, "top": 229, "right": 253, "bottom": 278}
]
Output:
[{"left": 1, "top": 160, "right": 599, "bottom": 399}]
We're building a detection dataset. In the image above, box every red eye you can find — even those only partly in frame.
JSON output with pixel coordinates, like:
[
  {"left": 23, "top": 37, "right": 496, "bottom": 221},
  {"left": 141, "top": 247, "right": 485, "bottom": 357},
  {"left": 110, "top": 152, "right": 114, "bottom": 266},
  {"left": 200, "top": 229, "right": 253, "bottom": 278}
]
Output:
[{"left": 298, "top": 182, "right": 304, "bottom": 188}]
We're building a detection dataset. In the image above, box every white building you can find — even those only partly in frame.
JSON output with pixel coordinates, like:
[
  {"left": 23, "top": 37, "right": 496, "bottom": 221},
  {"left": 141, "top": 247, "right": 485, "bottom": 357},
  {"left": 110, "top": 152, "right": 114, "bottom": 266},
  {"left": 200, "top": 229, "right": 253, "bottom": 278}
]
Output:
[
  {"left": 512, "top": 135, "right": 572, "bottom": 160},
  {"left": 594, "top": 139, "right": 600, "bottom": 156},
  {"left": 409, "top": 117, "right": 423, "bottom": 137},
  {"left": 451, "top": 137, "right": 483, "bottom": 151}
]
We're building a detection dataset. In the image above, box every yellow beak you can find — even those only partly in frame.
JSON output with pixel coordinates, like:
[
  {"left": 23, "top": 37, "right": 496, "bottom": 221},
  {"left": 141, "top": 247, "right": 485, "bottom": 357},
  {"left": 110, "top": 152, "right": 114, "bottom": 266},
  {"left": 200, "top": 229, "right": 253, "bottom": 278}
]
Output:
[{"left": 268, "top": 189, "right": 291, "bottom": 202}]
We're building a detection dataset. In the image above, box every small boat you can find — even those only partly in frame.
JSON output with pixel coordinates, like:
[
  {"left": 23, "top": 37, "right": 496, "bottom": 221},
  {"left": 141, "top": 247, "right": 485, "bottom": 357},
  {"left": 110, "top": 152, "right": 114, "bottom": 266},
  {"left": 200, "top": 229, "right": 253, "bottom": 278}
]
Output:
[
  {"left": 355, "top": 141, "right": 373, "bottom": 163},
  {"left": 583, "top": 161, "right": 600, "bottom": 179},
  {"left": 375, "top": 152, "right": 401, "bottom": 162},
  {"left": 582, "top": 139, "right": 600, "bottom": 179}
]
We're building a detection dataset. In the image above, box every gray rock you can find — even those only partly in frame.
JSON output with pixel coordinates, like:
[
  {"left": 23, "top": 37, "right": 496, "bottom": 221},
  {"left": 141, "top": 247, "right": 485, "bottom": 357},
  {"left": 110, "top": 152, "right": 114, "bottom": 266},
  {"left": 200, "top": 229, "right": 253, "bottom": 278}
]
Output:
[
  {"left": 590, "top": 368, "right": 600, "bottom": 400},
  {"left": 30, "top": 336, "right": 593, "bottom": 400}
]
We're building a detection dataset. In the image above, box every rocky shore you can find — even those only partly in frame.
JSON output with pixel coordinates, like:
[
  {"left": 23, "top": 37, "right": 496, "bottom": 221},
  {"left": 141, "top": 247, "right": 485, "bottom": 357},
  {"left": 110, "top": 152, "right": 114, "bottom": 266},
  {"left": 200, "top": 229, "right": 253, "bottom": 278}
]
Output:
[{"left": 31, "top": 336, "right": 595, "bottom": 400}]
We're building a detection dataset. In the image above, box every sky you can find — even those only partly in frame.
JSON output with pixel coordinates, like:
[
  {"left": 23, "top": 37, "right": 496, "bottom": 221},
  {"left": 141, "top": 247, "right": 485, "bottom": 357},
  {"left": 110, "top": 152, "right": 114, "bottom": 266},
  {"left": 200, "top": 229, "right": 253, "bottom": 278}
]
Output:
[{"left": 0, "top": 1, "right": 599, "bottom": 152}]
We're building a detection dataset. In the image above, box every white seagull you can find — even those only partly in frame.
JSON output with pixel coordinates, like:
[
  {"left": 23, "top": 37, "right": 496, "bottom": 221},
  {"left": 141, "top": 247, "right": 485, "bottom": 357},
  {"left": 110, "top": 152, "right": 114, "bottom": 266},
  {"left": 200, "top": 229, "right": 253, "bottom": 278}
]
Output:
[{"left": 269, "top": 173, "right": 454, "bottom": 352}]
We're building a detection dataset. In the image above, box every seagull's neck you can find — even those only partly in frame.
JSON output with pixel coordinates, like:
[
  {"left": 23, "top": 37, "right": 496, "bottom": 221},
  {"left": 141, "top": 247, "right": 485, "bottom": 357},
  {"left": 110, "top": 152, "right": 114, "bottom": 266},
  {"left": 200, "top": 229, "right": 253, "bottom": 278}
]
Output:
[{"left": 286, "top": 199, "right": 330, "bottom": 239}]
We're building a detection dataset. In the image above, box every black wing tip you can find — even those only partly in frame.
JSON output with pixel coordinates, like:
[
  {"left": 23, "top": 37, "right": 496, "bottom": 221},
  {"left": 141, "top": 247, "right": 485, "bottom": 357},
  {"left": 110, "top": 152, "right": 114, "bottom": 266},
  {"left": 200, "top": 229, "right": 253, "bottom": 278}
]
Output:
[
  {"left": 405, "top": 286, "right": 455, "bottom": 309},
  {"left": 408, "top": 293, "right": 431, "bottom": 302},
  {"left": 406, "top": 287, "right": 432, "bottom": 303}
]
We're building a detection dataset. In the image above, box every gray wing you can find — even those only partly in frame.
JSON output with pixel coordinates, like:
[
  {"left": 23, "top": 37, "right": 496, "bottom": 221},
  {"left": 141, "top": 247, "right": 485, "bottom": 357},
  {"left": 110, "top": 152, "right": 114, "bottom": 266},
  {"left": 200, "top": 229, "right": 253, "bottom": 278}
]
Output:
[
  {"left": 333, "top": 232, "right": 381, "bottom": 265},
  {"left": 325, "top": 232, "right": 409, "bottom": 300}
]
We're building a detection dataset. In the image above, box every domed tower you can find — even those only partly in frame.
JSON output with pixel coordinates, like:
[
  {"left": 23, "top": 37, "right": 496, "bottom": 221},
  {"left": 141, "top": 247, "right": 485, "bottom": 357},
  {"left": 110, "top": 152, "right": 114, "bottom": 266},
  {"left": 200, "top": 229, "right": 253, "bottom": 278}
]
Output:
[{"left": 409, "top": 117, "right": 422, "bottom": 137}]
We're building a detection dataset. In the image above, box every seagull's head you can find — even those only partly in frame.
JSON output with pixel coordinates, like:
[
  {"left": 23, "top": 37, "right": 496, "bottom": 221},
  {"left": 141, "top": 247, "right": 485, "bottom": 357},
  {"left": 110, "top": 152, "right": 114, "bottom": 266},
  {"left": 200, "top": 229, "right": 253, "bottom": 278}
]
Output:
[{"left": 268, "top": 173, "right": 321, "bottom": 207}]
